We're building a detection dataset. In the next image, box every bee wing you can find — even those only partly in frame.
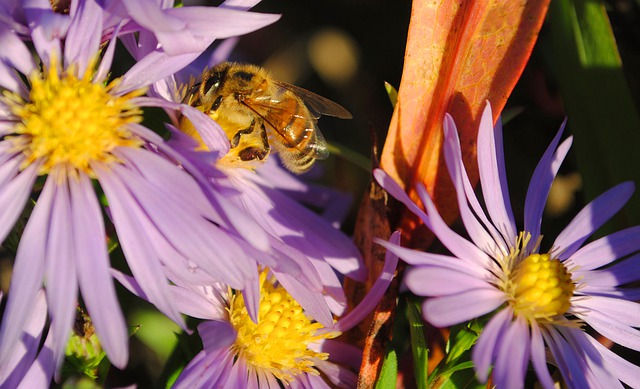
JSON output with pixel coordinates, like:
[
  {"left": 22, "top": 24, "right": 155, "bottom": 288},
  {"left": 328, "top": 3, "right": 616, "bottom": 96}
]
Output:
[
  {"left": 274, "top": 81, "right": 352, "bottom": 119},
  {"left": 241, "top": 98, "right": 329, "bottom": 160}
]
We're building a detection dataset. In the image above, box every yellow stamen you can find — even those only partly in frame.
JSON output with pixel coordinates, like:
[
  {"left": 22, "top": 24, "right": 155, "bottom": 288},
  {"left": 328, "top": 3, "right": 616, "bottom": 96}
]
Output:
[
  {"left": 509, "top": 253, "right": 575, "bottom": 322},
  {"left": 4, "top": 57, "right": 145, "bottom": 176},
  {"left": 228, "top": 271, "right": 337, "bottom": 384}
]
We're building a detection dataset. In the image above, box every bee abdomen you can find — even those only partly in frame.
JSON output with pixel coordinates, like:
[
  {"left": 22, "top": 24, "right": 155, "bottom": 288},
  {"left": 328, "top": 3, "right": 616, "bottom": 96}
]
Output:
[{"left": 279, "top": 151, "right": 315, "bottom": 174}]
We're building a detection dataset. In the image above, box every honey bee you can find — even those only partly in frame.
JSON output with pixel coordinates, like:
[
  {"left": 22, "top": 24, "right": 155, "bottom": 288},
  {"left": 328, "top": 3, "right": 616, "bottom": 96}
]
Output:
[{"left": 180, "top": 62, "right": 352, "bottom": 174}]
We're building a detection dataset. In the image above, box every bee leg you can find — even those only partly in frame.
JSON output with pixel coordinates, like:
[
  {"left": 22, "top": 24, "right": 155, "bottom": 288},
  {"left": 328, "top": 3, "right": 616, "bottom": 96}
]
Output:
[
  {"left": 259, "top": 122, "right": 270, "bottom": 155},
  {"left": 230, "top": 122, "right": 256, "bottom": 148},
  {"left": 238, "top": 147, "right": 269, "bottom": 162},
  {"left": 237, "top": 122, "right": 270, "bottom": 162}
]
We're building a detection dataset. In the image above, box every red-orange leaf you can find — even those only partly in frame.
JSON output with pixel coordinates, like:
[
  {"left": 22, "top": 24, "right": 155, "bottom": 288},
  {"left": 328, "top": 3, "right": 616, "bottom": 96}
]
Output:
[{"left": 380, "top": 0, "right": 550, "bottom": 247}]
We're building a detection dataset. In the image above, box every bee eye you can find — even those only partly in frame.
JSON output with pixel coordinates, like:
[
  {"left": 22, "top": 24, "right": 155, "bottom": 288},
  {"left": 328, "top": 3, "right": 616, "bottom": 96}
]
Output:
[{"left": 204, "top": 72, "right": 222, "bottom": 94}]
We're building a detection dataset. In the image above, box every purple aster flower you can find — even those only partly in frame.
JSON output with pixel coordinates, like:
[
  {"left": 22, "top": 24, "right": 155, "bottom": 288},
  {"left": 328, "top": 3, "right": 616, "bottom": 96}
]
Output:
[
  {"left": 375, "top": 103, "right": 640, "bottom": 388},
  {"left": 0, "top": 0, "right": 280, "bottom": 375},
  {"left": 140, "top": 42, "right": 366, "bottom": 326},
  {"left": 114, "top": 232, "right": 399, "bottom": 388}
]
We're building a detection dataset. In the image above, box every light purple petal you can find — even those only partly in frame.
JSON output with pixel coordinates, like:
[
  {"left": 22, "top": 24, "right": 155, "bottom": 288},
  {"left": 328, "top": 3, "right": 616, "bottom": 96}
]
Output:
[
  {"left": 0, "top": 3, "right": 29, "bottom": 34},
  {"left": 207, "top": 186, "right": 279, "bottom": 255},
  {"left": 562, "top": 327, "right": 625, "bottom": 389},
  {"left": 198, "top": 320, "right": 237, "bottom": 351},
  {"left": 261, "top": 237, "right": 319, "bottom": 290},
  {"left": 174, "top": 348, "right": 232, "bottom": 389},
  {"left": 416, "top": 184, "right": 496, "bottom": 271},
  {"left": 111, "top": 148, "right": 257, "bottom": 288},
  {"left": 579, "top": 253, "right": 640, "bottom": 290},
  {"left": 94, "top": 162, "right": 185, "bottom": 328},
  {"left": 0, "top": 168, "right": 48, "bottom": 366},
  {"left": 0, "top": 290, "right": 46, "bottom": 387},
  {"left": 129, "top": 123, "right": 272, "bottom": 253},
  {"left": 228, "top": 167, "right": 364, "bottom": 280},
  {"left": 523, "top": 123, "right": 570, "bottom": 247},
  {"left": 373, "top": 169, "right": 429, "bottom": 225},
  {"left": 314, "top": 339, "right": 362, "bottom": 370},
  {"left": 208, "top": 37, "right": 239, "bottom": 66},
  {"left": 586, "top": 334, "right": 640, "bottom": 388},
  {"left": 170, "top": 285, "right": 226, "bottom": 321},
  {"left": 165, "top": 6, "right": 280, "bottom": 37},
  {"left": 273, "top": 271, "right": 333, "bottom": 328},
  {"left": 249, "top": 179, "right": 365, "bottom": 281},
  {"left": 332, "top": 231, "right": 399, "bottom": 332},
  {"left": 0, "top": 150, "right": 24, "bottom": 188},
  {"left": 23, "top": 0, "right": 67, "bottom": 64},
  {"left": 240, "top": 273, "right": 261, "bottom": 324},
  {"left": 569, "top": 228, "right": 640, "bottom": 275},
  {"left": 299, "top": 370, "right": 332, "bottom": 388},
  {"left": 0, "top": 161, "right": 39, "bottom": 243},
  {"left": 71, "top": 172, "right": 128, "bottom": 369},
  {"left": 493, "top": 315, "right": 530, "bottom": 389},
  {"left": 43, "top": 170, "right": 78, "bottom": 372},
  {"left": 110, "top": 270, "right": 148, "bottom": 301},
  {"left": 154, "top": 7, "right": 280, "bottom": 56},
  {"left": 543, "top": 326, "right": 594, "bottom": 389},
  {"left": 314, "top": 359, "right": 356, "bottom": 388},
  {"left": 228, "top": 356, "right": 252, "bottom": 388},
  {"left": 475, "top": 103, "right": 517, "bottom": 247},
  {"left": 422, "top": 289, "right": 505, "bottom": 328},
  {"left": 472, "top": 308, "right": 513, "bottom": 382},
  {"left": 17, "top": 330, "right": 55, "bottom": 388},
  {"left": 117, "top": 50, "right": 201, "bottom": 94},
  {"left": 375, "top": 238, "right": 490, "bottom": 279},
  {"left": 0, "top": 25, "right": 36, "bottom": 75},
  {"left": 177, "top": 104, "right": 230, "bottom": 154},
  {"left": 221, "top": 0, "right": 262, "bottom": 9},
  {"left": 576, "top": 307, "right": 640, "bottom": 351},
  {"left": 131, "top": 97, "right": 229, "bottom": 155},
  {"left": 0, "top": 60, "right": 27, "bottom": 94},
  {"left": 404, "top": 266, "right": 493, "bottom": 296},
  {"left": 554, "top": 182, "right": 635, "bottom": 260},
  {"left": 95, "top": 21, "right": 122, "bottom": 83},
  {"left": 442, "top": 113, "right": 507, "bottom": 258},
  {"left": 576, "top": 296, "right": 640, "bottom": 328},
  {"left": 530, "top": 323, "right": 555, "bottom": 389},
  {"left": 63, "top": 0, "right": 101, "bottom": 75},
  {"left": 122, "top": 0, "right": 186, "bottom": 34}
]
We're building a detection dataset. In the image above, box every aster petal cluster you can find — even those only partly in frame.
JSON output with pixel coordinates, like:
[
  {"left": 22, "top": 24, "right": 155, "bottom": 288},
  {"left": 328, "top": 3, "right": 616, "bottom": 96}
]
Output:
[
  {"left": 113, "top": 232, "right": 399, "bottom": 388},
  {"left": 0, "top": 0, "right": 285, "bottom": 382},
  {"left": 376, "top": 103, "right": 640, "bottom": 388},
  {"left": 142, "top": 42, "right": 366, "bottom": 325}
]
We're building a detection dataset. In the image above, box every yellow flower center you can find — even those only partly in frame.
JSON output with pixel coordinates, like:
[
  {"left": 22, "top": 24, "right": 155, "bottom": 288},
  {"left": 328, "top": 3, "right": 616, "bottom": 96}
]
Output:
[
  {"left": 5, "top": 58, "right": 145, "bottom": 176},
  {"left": 509, "top": 253, "right": 575, "bottom": 321},
  {"left": 228, "top": 272, "right": 336, "bottom": 383}
]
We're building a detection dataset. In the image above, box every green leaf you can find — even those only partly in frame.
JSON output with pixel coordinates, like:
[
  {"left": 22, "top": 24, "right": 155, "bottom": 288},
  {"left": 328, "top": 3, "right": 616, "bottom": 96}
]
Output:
[
  {"left": 130, "top": 310, "right": 181, "bottom": 362},
  {"left": 407, "top": 301, "right": 428, "bottom": 389},
  {"left": 438, "top": 363, "right": 484, "bottom": 389},
  {"left": 428, "top": 320, "right": 483, "bottom": 388},
  {"left": 384, "top": 81, "right": 398, "bottom": 108},
  {"left": 443, "top": 321, "right": 480, "bottom": 365},
  {"left": 158, "top": 323, "right": 204, "bottom": 388},
  {"left": 375, "top": 348, "right": 398, "bottom": 389},
  {"left": 550, "top": 0, "right": 640, "bottom": 231}
]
